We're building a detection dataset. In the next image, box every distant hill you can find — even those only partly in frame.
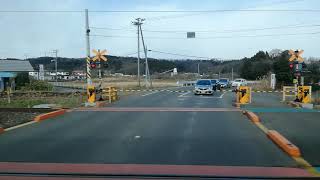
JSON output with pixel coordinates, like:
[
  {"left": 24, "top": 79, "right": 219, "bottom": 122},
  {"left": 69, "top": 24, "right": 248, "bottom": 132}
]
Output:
[
  {"left": 3, "top": 50, "right": 319, "bottom": 84},
  {"left": 24, "top": 56, "right": 242, "bottom": 76}
]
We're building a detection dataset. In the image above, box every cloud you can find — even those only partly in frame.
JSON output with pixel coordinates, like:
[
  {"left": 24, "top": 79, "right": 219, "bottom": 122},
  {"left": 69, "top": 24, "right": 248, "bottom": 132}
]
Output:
[{"left": 0, "top": 0, "right": 319, "bottom": 59}]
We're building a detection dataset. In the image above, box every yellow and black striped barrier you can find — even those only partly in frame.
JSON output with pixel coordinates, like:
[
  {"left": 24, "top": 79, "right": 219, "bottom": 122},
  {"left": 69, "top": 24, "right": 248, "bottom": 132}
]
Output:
[{"left": 113, "top": 89, "right": 298, "bottom": 93}]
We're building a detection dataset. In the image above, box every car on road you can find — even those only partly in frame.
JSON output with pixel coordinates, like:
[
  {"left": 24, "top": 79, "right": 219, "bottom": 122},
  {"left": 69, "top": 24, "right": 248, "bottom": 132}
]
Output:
[
  {"left": 210, "top": 79, "right": 219, "bottom": 91},
  {"left": 231, "top": 78, "right": 247, "bottom": 87},
  {"left": 218, "top": 78, "right": 230, "bottom": 88},
  {"left": 194, "top": 79, "right": 214, "bottom": 95}
]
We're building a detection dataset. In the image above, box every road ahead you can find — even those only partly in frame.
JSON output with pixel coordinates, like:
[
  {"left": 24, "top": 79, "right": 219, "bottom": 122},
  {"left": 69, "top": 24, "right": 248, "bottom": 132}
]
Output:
[{"left": 0, "top": 86, "right": 301, "bottom": 168}]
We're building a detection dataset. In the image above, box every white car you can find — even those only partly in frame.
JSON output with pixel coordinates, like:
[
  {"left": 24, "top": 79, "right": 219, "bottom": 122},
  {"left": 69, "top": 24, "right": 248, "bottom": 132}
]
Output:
[{"left": 231, "top": 78, "right": 247, "bottom": 87}]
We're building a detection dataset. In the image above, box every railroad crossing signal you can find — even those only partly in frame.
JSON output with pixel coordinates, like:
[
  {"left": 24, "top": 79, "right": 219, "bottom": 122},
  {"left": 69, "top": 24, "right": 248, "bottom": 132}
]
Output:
[
  {"left": 92, "top": 49, "right": 108, "bottom": 62},
  {"left": 288, "top": 49, "right": 304, "bottom": 63}
]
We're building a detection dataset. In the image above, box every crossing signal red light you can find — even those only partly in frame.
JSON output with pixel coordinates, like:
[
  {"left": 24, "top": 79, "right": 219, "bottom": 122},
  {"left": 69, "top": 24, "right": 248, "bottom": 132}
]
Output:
[
  {"left": 289, "top": 63, "right": 294, "bottom": 69},
  {"left": 90, "top": 63, "right": 96, "bottom": 69}
]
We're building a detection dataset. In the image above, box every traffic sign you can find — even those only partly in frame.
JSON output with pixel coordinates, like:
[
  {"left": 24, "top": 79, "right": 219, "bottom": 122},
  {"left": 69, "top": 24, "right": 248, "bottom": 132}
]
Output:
[
  {"left": 288, "top": 49, "right": 304, "bottom": 63},
  {"left": 92, "top": 49, "right": 107, "bottom": 62},
  {"left": 187, "top": 32, "right": 195, "bottom": 38}
]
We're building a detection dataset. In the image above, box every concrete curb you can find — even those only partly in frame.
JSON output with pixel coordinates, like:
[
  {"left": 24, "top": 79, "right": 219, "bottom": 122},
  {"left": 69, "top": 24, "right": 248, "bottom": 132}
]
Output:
[
  {"left": 232, "top": 102, "right": 240, "bottom": 108},
  {"left": 34, "top": 109, "right": 66, "bottom": 122},
  {"left": 95, "top": 101, "right": 108, "bottom": 108},
  {"left": 267, "top": 130, "right": 301, "bottom": 157},
  {"left": 288, "top": 101, "right": 301, "bottom": 108},
  {"left": 243, "top": 111, "right": 260, "bottom": 122}
]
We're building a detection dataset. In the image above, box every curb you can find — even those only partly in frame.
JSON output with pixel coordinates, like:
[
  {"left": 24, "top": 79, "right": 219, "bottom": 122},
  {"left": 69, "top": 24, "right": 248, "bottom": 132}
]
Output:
[
  {"left": 95, "top": 101, "right": 108, "bottom": 107},
  {"left": 232, "top": 103, "right": 240, "bottom": 108},
  {"left": 267, "top": 130, "right": 301, "bottom": 157},
  {"left": 34, "top": 109, "right": 67, "bottom": 122},
  {"left": 288, "top": 101, "right": 301, "bottom": 108},
  {"left": 243, "top": 111, "right": 260, "bottom": 122}
]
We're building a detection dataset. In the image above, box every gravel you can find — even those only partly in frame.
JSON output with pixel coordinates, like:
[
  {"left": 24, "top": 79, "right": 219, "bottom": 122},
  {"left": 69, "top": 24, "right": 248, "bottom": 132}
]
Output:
[{"left": 0, "top": 112, "right": 41, "bottom": 129}]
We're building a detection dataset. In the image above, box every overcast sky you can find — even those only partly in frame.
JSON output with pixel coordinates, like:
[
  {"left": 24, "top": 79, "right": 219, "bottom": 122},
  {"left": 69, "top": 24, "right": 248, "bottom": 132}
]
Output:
[{"left": 0, "top": 0, "right": 319, "bottom": 60}]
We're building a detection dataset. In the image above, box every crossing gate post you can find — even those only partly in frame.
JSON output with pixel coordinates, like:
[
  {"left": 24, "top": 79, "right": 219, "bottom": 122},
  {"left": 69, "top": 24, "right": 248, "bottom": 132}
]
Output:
[{"left": 282, "top": 86, "right": 296, "bottom": 102}]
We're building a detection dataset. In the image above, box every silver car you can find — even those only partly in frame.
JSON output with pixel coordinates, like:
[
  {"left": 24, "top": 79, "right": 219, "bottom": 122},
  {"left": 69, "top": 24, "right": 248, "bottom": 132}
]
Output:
[{"left": 194, "top": 79, "right": 214, "bottom": 95}]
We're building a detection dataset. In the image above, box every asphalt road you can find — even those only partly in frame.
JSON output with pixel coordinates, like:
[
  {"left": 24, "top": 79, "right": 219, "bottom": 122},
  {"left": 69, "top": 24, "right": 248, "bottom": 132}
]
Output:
[
  {"left": 0, "top": 86, "right": 301, "bottom": 167},
  {"left": 257, "top": 112, "right": 320, "bottom": 166}
]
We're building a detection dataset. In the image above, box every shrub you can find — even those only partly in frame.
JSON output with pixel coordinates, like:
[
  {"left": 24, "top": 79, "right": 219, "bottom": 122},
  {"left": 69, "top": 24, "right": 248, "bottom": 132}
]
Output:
[{"left": 21, "top": 79, "right": 53, "bottom": 91}]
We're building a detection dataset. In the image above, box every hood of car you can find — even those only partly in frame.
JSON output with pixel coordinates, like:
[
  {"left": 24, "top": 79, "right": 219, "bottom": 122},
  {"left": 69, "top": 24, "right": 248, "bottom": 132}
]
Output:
[{"left": 195, "top": 85, "right": 211, "bottom": 89}]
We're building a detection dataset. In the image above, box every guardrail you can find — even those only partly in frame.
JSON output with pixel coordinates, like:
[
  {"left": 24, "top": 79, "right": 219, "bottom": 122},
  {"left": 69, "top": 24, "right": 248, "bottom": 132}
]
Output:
[{"left": 102, "top": 86, "right": 119, "bottom": 103}]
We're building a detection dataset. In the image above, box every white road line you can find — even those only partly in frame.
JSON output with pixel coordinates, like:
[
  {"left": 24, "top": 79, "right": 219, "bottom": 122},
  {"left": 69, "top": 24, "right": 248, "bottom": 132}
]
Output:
[
  {"left": 218, "top": 92, "right": 226, "bottom": 98},
  {"left": 5, "top": 121, "right": 36, "bottom": 131},
  {"left": 198, "top": 92, "right": 226, "bottom": 99},
  {"left": 141, "top": 91, "right": 159, "bottom": 97},
  {"left": 178, "top": 91, "right": 190, "bottom": 98}
]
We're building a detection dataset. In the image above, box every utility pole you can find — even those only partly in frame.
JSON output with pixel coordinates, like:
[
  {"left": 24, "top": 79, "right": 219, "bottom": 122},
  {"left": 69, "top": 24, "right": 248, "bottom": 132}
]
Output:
[
  {"left": 53, "top": 50, "right": 58, "bottom": 82},
  {"left": 132, "top": 18, "right": 144, "bottom": 87},
  {"left": 231, "top": 67, "right": 234, "bottom": 81},
  {"left": 85, "top": 9, "right": 91, "bottom": 85},
  {"left": 139, "top": 23, "right": 152, "bottom": 88},
  {"left": 197, "top": 63, "right": 200, "bottom": 76}
]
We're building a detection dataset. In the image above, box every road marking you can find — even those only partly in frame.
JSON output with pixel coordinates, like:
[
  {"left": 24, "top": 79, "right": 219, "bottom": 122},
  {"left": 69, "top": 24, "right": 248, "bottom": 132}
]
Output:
[
  {"left": 4, "top": 121, "right": 36, "bottom": 132},
  {"left": 141, "top": 91, "right": 159, "bottom": 97},
  {"left": 134, "top": 135, "right": 141, "bottom": 139},
  {"left": 293, "top": 157, "right": 320, "bottom": 176},
  {"left": 178, "top": 91, "right": 190, "bottom": 98},
  {"left": 74, "top": 107, "right": 241, "bottom": 112},
  {"left": 254, "top": 122, "right": 269, "bottom": 134},
  {"left": 218, "top": 92, "right": 226, "bottom": 98},
  {"left": 242, "top": 112, "right": 320, "bottom": 177}
]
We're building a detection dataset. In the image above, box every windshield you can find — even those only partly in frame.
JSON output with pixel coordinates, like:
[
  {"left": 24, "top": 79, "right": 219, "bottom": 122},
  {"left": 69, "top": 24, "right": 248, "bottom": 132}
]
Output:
[
  {"left": 1, "top": 1, "right": 320, "bottom": 179},
  {"left": 196, "top": 80, "right": 211, "bottom": 85},
  {"left": 219, "top": 79, "right": 228, "bottom": 82}
]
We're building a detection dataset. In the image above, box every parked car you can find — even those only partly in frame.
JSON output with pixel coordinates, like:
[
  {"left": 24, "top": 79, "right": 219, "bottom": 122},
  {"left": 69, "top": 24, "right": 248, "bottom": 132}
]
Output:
[
  {"left": 231, "top": 78, "right": 247, "bottom": 87},
  {"left": 210, "top": 79, "right": 219, "bottom": 91},
  {"left": 194, "top": 79, "right": 214, "bottom": 95},
  {"left": 218, "top": 78, "right": 230, "bottom": 88}
]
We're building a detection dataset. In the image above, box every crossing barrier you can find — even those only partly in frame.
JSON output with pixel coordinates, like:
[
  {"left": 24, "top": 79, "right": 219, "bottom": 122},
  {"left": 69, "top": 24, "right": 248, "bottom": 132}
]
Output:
[
  {"left": 87, "top": 85, "right": 96, "bottom": 103},
  {"left": 112, "top": 89, "right": 298, "bottom": 93},
  {"left": 297, "top": 86, "right": 312, "bottom": 103},
  {"left": 234, "top": 86, "right": 252, "bottom": 104},
  {"left": 102, "top": 86, "right": 119, "bottom": 103}
]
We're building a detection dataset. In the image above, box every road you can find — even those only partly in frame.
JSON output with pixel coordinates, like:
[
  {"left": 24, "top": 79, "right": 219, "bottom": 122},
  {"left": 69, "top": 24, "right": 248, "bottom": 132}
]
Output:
[{"left": 0, "top": 86, "right": 303, "bottom": 168}]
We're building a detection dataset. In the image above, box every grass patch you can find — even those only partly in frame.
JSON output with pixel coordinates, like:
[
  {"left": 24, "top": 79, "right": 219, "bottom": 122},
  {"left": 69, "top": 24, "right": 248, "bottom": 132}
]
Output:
[{"left": 0, "top": 95, "right": 86, "bottom": 108}]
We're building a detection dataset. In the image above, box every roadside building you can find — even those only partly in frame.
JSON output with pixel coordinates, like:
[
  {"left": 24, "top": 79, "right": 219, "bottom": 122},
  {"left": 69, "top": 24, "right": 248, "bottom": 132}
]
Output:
[{"left": 0, "top": 60, "right": 34, "bottom": 92}]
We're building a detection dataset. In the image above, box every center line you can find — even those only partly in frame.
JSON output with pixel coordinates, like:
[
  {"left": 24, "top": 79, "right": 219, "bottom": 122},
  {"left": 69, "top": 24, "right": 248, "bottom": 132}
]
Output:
[
  {"left": 141, "top": 91, "right": 159, "bottom": 97},
  {"left": 178, "top": 91, "right": 190, "bottom": 97},
  {"left": 218, "top": 92, "right": 226, "bottom": 98}
]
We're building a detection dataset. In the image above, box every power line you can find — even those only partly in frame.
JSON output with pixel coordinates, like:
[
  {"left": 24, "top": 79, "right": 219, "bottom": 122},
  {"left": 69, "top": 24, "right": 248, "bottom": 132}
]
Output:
[
  {"left": 1, "top": 9, "right": 320, "bottom": 13},
  {"left": 145, "top": 0, "right": 308, "bottom": 21},
  {"left": 148, "top": 50, "right": 212, "bottom": 59},
  {"left": 90, "top": 24, "right": 320, "bottom": 34},
  {"left": 90, "top": 31, "right": 320, "bottom": 39}
]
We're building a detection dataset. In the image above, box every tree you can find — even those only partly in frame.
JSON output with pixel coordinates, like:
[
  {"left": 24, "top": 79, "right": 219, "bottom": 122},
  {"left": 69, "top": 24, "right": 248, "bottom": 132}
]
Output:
[
  {"left": 15, "top": 72, "right": 30, "bottom": 89},
  {"left": 273, "top": 50, "right": 293, "bottom": 86}
]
